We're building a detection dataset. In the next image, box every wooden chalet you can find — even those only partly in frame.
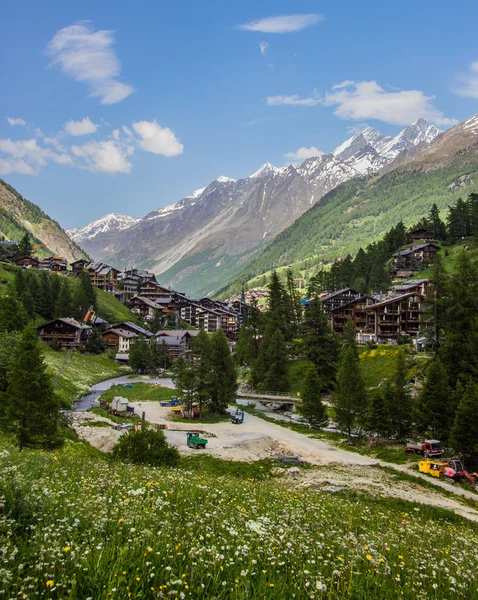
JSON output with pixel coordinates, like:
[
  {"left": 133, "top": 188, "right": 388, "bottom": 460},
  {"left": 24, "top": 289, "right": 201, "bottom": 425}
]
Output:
[
  {"left": 393, "top": 243, "right": 439, "bottom": 276},
  {"left": 39, "top": 256, "right": 68, "bottom": 274},
  {"left": 120, "top": 269, "right": 157, "bottom": 302},
  {"left": 110, "top": 321, "right": 153, "bottom": 338},
  {"left": 318, "top": 288, "right": 362, "bottom": 315},
  {"left": 173, "top": 294, "right": 200, "bottom": 327},
  {"left": 365, "top": 293, "right": 423, "bottom": 343},
  {"left": 102, "top": 328, "right": 137, "bottom": 353},
  {"left": 394, "top": 279, "right": 430, "bottom": 296},
  {"left": 330, "top": 295, "right": 376, "bottom": 336},
  {"left": 15, "top": 255, "right": 40, "bottom": 269},
  {"left": 154, "top": 330, "right": 200, "bottom": 359},
  {"left": 37, "top": 318, "right": 91, "bottom": 348},
  {"left": 70, "top": 259, "right": 90, "bottom": 275},
  {"left": 408, "top": 227, "right": 429, "bottom": 242},
  {"left": 197, "top": 307, "right": 220, "bottom": 333},
  {"left": 88, "top": 262, "right": 121, "bottom": 293},
  {"left": 130, "top": 296, "right": 163, "bottom": 321}
]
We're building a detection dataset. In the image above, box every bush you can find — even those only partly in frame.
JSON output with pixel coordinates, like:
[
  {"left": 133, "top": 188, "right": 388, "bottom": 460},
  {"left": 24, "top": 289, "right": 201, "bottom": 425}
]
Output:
[{"left": 112, "top": 426, "right": 179, "bottom": 467}]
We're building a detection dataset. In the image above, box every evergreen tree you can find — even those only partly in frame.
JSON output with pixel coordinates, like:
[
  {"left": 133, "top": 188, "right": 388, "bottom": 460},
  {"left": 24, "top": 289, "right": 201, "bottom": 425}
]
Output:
[
  {"left": 302, "top": 298, "right": 338, "bottom": 391},
  {"left": 261, "top": 329, "right": 289, "bottom": 392},
  {"left": 422, "top": 254, "right": 448, "bottom": 353},
  {"left": 297, "top": 365, "right": 327, "bottom": 428},
  {"left": 26, "top": 273, "right": 40, "bottom": 314},
  {"left": 113, "top": 425, "right": 179, "bottom": 466},
  {"left": 191, "top": 329, "right": 211, "bottom": 416},
  {"left": 172, "top": 357, "right": 197, "bottom": 412},
  {"left": 73, "top": 271, "right": 97, "bottom": 319},
  {"left": 22, "top": 290, "right": 36, "bottom": 322},
  {"left": 414, "top": 358, "right": 452, "bottom": 441},
  {"left": 469, "top": 193, "right": 478, "bottom": 237},
  {"left": 450, "top": 381, "right": 478, "bottom": 461},
  {"left": 209, "top": 329, "right": 237, "bottom": 414},
  {"left": 3, "top": 324, "right": 61, "bottom": 450},
  {"left": 447, "top": 198, "right": 470, "bottom": 240},
  {"left": 149, "top": 310, "right": 163, "bottom": 333},
  {"left": 14, "top": 269, "right": 26, "bottom": 296},
  {"left": 16, "top": 233, "right": 33, "bottom": 257},
  {"left": 266, "top": 271, "right": 290, "bottom": 339},
  {"left": 50, "top": 274, "right": 61, "bottom": 305},
  {"left": 285, "top": 268, "right": 302, "bottom": 336},
  {"left": 37, "top": 272, "right": 53, "bottom": 319},
  {"left": 156, "top": 340, "right": 172, "bottom": 370},
  {"left": 129, "top": 337, "right": 151, "bottom": 372},
  {"left": 85, "top": 331, "right": 106, "bottom": 354},
  {"left": 54, "top": 280, "right": 72, "bottom": 318},
  {"left": 0, "top": 289, "right": 28, "bottom": 333},
  {"left": 235, "top": 325, "right": 256, "bottom": 367},
  {"left": 366, "top": 389, "right": 390, "bottom": 440},
  {"left": 427, "top": 203, "right": 447, "bottom": 241},
  {"left": 332, "top": 346, "right": 367, "bottom": 439},
  {"left": 390, "top": 351, "right": 412, "bottom": 440}
]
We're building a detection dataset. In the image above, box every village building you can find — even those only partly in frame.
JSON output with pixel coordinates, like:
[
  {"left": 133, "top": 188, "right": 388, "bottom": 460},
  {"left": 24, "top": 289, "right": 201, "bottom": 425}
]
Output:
[
  {"left": 318, "top": 288, "right": 362, "bottom": 315},
  {"left": 88, "top": 262, "right": 121, "bottom": 293},
  {"left": 392, "top": 243, "right": 439, "bottom": 277},
  {"left": 15, "top": 255, "right": 40, "bottom": 269},
  {"left": 129, "top": 296, "right": 164, "bottom": 321},
  {"left": 154, "top": 330, "right": 200, "bottom": 359},
  {"left": 102, "top": 328, "right": 137, "bottom": 353},
  {"left": 330, "top": 295, "right": 376, "bottom": 336},
  {"left": 394, "top": 279, "right": 430, "bottom": 296},
  {"left": 408, "top": 227, "right": 430, "bottom": 242},
  {"left": 365, "top": 293, "right": 423, "bottom": 343},
  {"left": 70, "top": 259, "right": 90, "bottom": 275},
  {"left": 39, "top": 256, "right": 68, "bottom": 274},
  {"left": 110, "top": 321, "right": 153, "bottom": 338},
  {"left": 37, "top": 318, "right": 92, "bottom": 348}
]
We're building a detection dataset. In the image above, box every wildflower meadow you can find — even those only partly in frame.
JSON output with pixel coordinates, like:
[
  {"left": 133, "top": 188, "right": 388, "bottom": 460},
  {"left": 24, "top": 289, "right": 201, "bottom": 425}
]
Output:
[{"left": 1, "top": 436, "right": 478, "bottom": 599}]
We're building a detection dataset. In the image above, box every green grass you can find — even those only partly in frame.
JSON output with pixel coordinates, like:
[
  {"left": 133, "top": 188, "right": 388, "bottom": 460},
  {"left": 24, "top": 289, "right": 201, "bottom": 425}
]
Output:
[
  {"left": 1, "top": 434, "right": 478, "bottom": 599},
  {"left": 88, "top": 407, "right": 140, "bottom": 424},
  {"left": 41, "top": 344, "right": 129, "bottom": 406},
  {"left": 98, "top": 382, "right": 176, "bottom": 403},
  {"left": 95, "top": 286, "right": 135, "bottom": 322},
  {"left": 169, "top": 409, "right": 231, "bottom": 424}
]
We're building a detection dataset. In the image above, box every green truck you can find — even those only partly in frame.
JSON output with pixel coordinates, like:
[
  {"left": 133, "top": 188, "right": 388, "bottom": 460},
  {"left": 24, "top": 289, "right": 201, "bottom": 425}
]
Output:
[{"left": 186, "top": 432, "right": 208, "bottom": 449}]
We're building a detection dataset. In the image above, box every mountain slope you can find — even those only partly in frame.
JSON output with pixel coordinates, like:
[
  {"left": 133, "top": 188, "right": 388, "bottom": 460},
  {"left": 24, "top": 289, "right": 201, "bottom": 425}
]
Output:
[
  {"left": 217, "top": 115, "right": 478, "bottom": 298},
  {"left": 69, "top": 119, "right": 441, "bottom": 296},
  {"left": 0, "top": 179, "right": 88, "bottom": 261}
]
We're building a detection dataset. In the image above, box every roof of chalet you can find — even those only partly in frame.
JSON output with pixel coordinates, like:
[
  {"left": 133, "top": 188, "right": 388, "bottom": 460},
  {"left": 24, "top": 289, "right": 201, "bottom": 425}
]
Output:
[
  {"left": 154, "top": 329, "right": 200, "bottom": 339},
  {"left": 394, "top": 243, "right": 439, "bottom": 257},
  {"left": 88, "top": 262, "right": 121, "bottom": 275},
  {"left": 394, "top": 279, "right": 429, "bottom": 292},
  {"left": 320, "top": 288, "right": 361, "bottom": 302},
  {"left": 131, "top": 296, "right": 161, "bottom": 309},
  {"left": 70, "top": 259, "right": 90, "bottom": 266},
  {"left": 111, "top": 321, "right": 153, "bottom": 337},
  {"left": 37, "top": 317, "right": 92, "bottom": 331},
  {"left": 103, "top": 328, "right": 137, "bottom": 339},
  {"left": 155, "top": 297, "right": 174, "bottom": 304},
  {"left": 330, "top": 295, "right": 376, "bottom": 312},
  {"left": 366, "top": 292, "right": 424, "bottom": 311}
]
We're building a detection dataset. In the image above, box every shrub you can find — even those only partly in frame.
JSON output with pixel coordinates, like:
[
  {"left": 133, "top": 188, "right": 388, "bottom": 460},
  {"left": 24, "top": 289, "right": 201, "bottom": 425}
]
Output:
[{"left": 112, "top": 426, "right": 179, "bottom": 467}]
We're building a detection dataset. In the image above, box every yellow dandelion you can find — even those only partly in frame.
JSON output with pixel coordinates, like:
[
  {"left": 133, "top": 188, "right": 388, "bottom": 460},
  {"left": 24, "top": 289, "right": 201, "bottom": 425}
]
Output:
[
  {"left": 63, "top": 546, "right": 71, "bottom": 552},
  {"left": 366, "top": 555, "right": 373, "bottom": 561},
  {"left": 46, "top": 581, "right": 54, "bottom": 588}
]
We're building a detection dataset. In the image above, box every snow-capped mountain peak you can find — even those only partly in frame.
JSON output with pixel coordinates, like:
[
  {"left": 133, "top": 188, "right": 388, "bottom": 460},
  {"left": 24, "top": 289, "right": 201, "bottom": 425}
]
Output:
[
  {"left": 248, "top": 162, "right": 283, "bottom": 179},
  {"left": 216, "top": 175, "right": 236, "bottom": 183},
  {"left": 67, "top": 213, "right": 140, "bottom": 243}
]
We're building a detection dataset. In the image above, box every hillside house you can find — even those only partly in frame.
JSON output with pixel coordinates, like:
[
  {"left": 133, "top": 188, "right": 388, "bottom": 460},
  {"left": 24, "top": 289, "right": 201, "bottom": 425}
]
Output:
[
  {"left": 37, "top": 318, "right": 92, "bottom": 348},
  {"left": 173, "top": 294, "right": 201, "bottom": 327},
  {"left": 110, "top": 321, "right": 153, "bottom": 338},
  {"left": 120, "top": 269, "right": 157, "bottom": 302},
  {"left": 365, "top": 293, "right": 423, "bottom": 343},
  {"left": 408, "top": 227, "right": 430, "bottom": 242},
  {"left": 394, "top": 279, "right": 430, "bottom": 296},
  {"left": 318, "top": 288, "right": 362, "bottom": 315},
  {"left": 70, "top": 259, "right": 90, "bottom": 275},
  {"left": 39, "top": 256, "right": 68, "bottom": 274},
  {"left": 392, "top": 243, "right": 439, "bottom": 276},
  {"left": 130, "top": 296, "right": 163, "bottom": 321},
  {"left": 154, "top": 330, "right": 200, "bottom": 359},
  {"left": 102, "top": 328, "right": 137, "bottom": 353},
  {"left": 330, "top": 295, "right": 376, "bottom": 336},
  {"left": 88, "top": 262, "right": 121, "bottom": 293},
  {"left": 15, "top": 255, "right": 40, "bottom": 269}
]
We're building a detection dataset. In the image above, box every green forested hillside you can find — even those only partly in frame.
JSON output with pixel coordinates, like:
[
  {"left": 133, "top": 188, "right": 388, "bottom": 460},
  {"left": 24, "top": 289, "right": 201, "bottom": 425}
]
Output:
[{"left": 218, "top": 156, "right": 478, "bottom": 297}]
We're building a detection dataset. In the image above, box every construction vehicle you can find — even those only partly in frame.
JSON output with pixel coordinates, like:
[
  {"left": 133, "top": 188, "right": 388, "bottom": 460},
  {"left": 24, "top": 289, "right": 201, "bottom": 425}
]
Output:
[
  {"left": 231, "top": 409, "right": 244, "bottom": 424},
  {"left": 186, "top": 432, "right": 208, "bottom": 449},
  {"left": 419, "top": 458, "right": 477, "bottom": 488},
  {"left": 406, "top": 439, "right": 444, "bottom": 458}
]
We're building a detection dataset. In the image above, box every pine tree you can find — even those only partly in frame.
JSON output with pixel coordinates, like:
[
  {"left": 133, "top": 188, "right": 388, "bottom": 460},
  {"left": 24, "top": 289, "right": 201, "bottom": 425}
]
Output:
[
  {"left": 285, "top": 268, "right": 302, "bottom": 336},
  {"left": 85, "top": 331, "right": 106, "bottom": 354},
  {"left": 22, "top": 290, "right": 36, "bottom": 322},
  {"left": 297, "top": 365, "right": 327, "bottom": 428},
  {"left": 172, "top": 357, "right": 196, "bottom": 412},
  {"left": 3, "top": 324, "right": 61, "bottom": 450},
  {"left": 54, "top": 280, "right": 72, "bottom": 318},
  {"left": 235, "top": 325, "right": 255, "bottom": 367},
  {"left": 390, "top": 351, "right": 412, "bottom": 441},
  {"left": 191, "top": 329, "right": 211, "bottom": 417},
  {"left": 14, "top": 269, "right": 26, "bottom": 296},
  {"left": 261, "top": 329, "right": 289, "bottom": 392},
  {"left": 422, "top": 254, "right": 448, "bottom": 353},
  {"left": 209, "top": 329, "right": 237, "bottom": 414},
  {"left": 16, "top": 233, "right": 33, "bottom": 258},
  {"left": 366, "top": 389, "right": 390, "bottom": 440},
  {"left": 428, "top": 203, "right": 447, "bottom": 241},
  {"left": 469, "top": 193, "right": 478, "bottom": 237},
  {"left": 37, "top": 272, "right": 53, "bottom": 319},
  {"left": 302, "top": 298, "right": 338, "bottom": 391},
  {"left": 266, "top": 271, "right": 290, "bottom": 338},
  {"left": 414, "top": 358, "right": 452, "bottom": 442},
  {"left": 332, "top": 346, "right": 367, "bottom": 439},
  {"left": 450, "top": 382, "right": 478, "bottom": 459},
  {"left": 129, "top": 338, "right": 151, "bottom": 373},
  {"left": 0, "top": 289, "right": 28, "bottom": 333}
]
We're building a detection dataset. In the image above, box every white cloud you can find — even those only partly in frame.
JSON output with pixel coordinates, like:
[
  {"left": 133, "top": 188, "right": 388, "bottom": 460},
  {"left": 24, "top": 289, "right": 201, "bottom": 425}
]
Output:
[
  {"left": 122, "top": 125, "right": 133, "bottom": 137},
  {"left": 268, "top": 81, "right": 457, "bottom": 127},
  {"left": 112, "top": 129, "right": 120, "bottom": 140},
  {"left": 285, "top": 146, "right": 324, "bottom": 162},
  {"left": 267, "top": 92, "right": 319, "bottom": 106},
  {"left": 132, "top": 120, "right": 183, "bottom": 157},
  {"left": 454, "top": 60, "right": 478, "bottom": 99},
  {"left": 346, "top": 123, "right": 370, "bottom": 135},
  {"left": 71, "top": 140, "right": 132, "bottom": 173},
  {"left": 6, "top": 117, "right": 27, "bottom": 127},
  {"left": 238, "top": 14, "right": 324, "bottom": 34},
  {"left": 64, "top": 117, "right": 98, "bottom": 136},
  {"left": 46, "top": 22, "right": 134, "bottom": 105},
  {"left": 259, "top": 41, "right": 269, "bottom": 55},
  {"left": 322, "top": 81, "right": 457, "bottom": 127},
  {"left": 0, "top": 138, "right": 72, "bottom": 175}
]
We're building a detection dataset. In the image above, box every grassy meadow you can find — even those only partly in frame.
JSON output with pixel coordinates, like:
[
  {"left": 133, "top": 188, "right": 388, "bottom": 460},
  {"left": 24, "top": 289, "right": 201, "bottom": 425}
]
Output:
[
  {"left": 1, "top": 434, "right": 478, "bottom": 599},
  {"left": 99, "top": 383, "right": 175, "bottom": 403}
]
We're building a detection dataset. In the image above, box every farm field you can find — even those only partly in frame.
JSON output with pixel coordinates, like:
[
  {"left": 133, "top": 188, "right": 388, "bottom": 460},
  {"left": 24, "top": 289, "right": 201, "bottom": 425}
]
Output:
[{"left": 1, "top": 433, "right": 478, "bottom": 599}]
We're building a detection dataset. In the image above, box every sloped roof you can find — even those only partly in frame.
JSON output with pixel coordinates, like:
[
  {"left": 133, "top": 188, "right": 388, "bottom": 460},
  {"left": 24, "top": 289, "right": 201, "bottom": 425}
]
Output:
[{"left": 366, "top": 292, "right": 423, "bottom": 310}]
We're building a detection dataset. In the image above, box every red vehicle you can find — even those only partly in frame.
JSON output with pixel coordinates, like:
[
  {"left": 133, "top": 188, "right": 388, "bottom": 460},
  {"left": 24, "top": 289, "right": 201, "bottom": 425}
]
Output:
[
  {"left": 406, "top": 439, "right": 444, "bottom": 458},
  {"left": 443, "top": 459, "right": 476, "bottom": 488}
]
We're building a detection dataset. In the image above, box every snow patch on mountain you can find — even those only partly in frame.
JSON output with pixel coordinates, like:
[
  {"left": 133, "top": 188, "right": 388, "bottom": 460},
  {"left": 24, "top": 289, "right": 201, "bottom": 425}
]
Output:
[{"left": 67, "top": 213, "right": 140, "bottom": 243}]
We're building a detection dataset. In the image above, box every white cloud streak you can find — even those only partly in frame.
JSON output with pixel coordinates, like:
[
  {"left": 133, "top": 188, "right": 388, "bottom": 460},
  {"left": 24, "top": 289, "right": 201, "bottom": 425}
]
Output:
[
  {"left": 268, "top": 81, "right": 457, "bottom": 127},
  {"left": 285, "top": 146, "right": 324, "bottom": 162},
  {"left": 71, "top": 140, "right": 132, "bottom": 173},
  {"left": 238, "top": 14, "right": 324, "bottom": 33},
  {"left": 64, "top": 117, "right": 98, "bottom": 136},
  {"left": 6, "top": 117, "right": 27, "bottom": 127},
  {"left": 259, "top": 41, "right": 269, "bottom": 55},
  {"left": 132, "top": 120, "right": 183, "bottom": 157},
  {"left": 0, "top": 138, "right": 73, "bottom": 175},
  {"left": 454, "top": 60, "right": 478, "bottom": 99},
  {"left": 46, "top": 22, "right": 134, "bottom": 105}
]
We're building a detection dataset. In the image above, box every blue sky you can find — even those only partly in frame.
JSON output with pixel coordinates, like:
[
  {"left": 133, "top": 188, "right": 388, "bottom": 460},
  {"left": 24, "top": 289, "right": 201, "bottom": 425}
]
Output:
[{"left": 1, "top": 0, "right": 478, "bottom": 229}]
